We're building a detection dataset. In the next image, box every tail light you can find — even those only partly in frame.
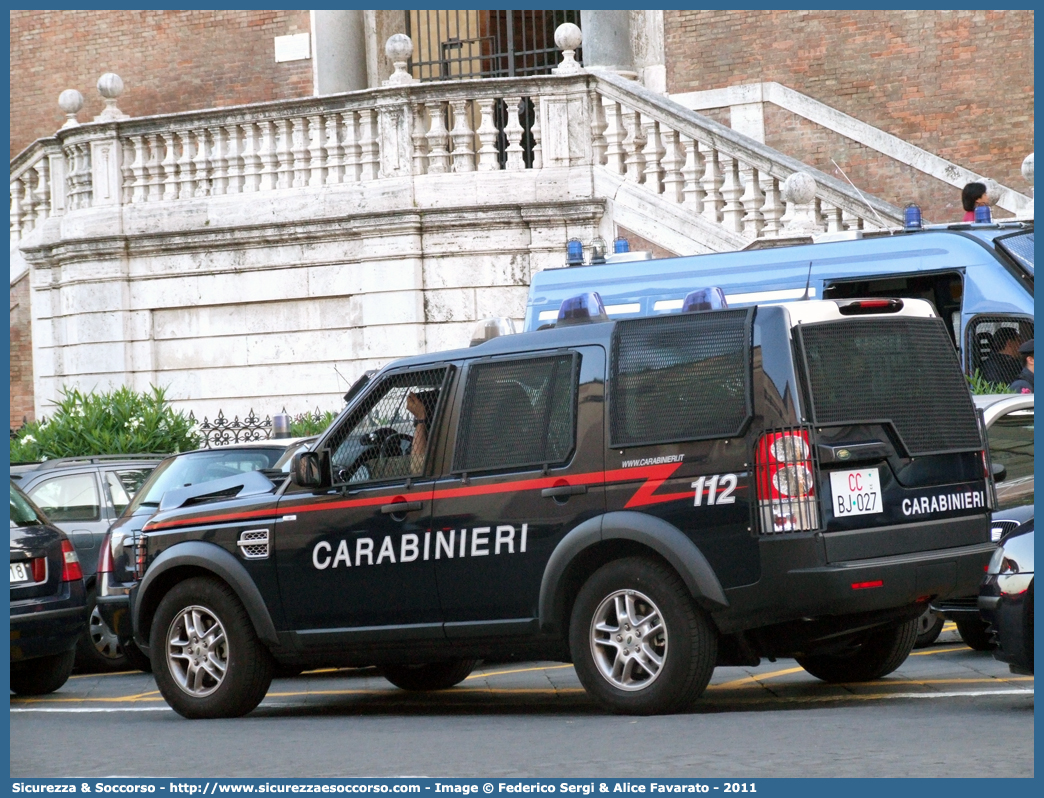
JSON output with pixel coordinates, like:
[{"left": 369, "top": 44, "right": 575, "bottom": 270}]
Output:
[
  {"left": 60, "top": 539, "right": 83, "bottom": 582},
  {"left": 97, "top": 531, "right": 114, "bottom": 575},
  {"left": 30, "top": 557, "right": 47, "bottom": 583},
  {"left": 755, "top": 428, "right": 820, "bottom": 533},
  {"left": 836, "top": 298, "right": 904, "bottom": 315},
  {"left": 135, "top": 535, "right": 147, "bottom": 579}
]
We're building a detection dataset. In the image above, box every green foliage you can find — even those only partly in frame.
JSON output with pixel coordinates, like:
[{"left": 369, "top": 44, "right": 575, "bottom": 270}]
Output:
[
  {"left": 10, "top": 386, "right": 200, "bottom": 463},
  {"left": 289, "top": 410, "right": 340, "bottom": 437},
  {"left": 967, "top": 369, "right": 1011, "bottom": 395}
]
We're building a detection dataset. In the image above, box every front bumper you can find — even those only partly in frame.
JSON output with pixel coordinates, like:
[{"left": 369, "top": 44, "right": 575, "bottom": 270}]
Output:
[
  {"left": 10, "top": 580, "right": 87, "bottom": 662},
  {"left": 979, "top": 572, "right": 1034, "bottom": 674}
]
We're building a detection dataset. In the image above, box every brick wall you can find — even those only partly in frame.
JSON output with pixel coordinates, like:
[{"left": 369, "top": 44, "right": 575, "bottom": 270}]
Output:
[
  {"left": 10, "top": 274, "right": 35, "bottom": 429},
  {"left": 665, "top": 10, "right": 1034, "bottom": 215},
  {"left": 10, "top": 10, "right": 313, "bottom": 158}
]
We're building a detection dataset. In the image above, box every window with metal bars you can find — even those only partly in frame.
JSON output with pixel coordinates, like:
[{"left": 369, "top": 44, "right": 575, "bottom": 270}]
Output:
[
  {"left": 405, "top": 10, "right": 581, "bottom": 81},
  {"left": 452, "top": 353, "right": 579, "bottom": 474},
  {"left": 965, "top": 314, "right": 1034, "bottom": 388},
  {"left": 327, "top": 367, "right": 451, "bottom": 484}
]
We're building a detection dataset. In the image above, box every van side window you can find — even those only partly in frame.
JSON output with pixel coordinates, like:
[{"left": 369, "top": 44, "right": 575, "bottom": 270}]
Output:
[
  {"left": 609, "top": 309, "right": 753, "bottom": 448},
  {"left": 328, "top": 367, "right": 449, "bottom": 484},
  {"left": 453, "top": 353, "right": 578, "bottom": 474},
  {"left": 966, "top": 314, "right": 1034, "bottom": 388}
]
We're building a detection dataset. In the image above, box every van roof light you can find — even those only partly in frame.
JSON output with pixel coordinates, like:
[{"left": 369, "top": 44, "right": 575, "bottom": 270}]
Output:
[
  {"left": 557, "top": 292, "right": 609, "bottom": 326},
  {"left": 682, "top": 287, "right": 728, "bottom": 313},
  {"left": 566, "top": 238, "right": 585, "bottom": 267},
  {"left": 589, "top": 237, "right": 607, "bottom": 265},
  {"left": 836, "top": 298, "right": 904, "bottom": 315},
  {"left": 613, "top": 236, "right": 630, "bottom": 254},
  {"left": 470, "top": 317, "right": 517, "bottom": 346}
]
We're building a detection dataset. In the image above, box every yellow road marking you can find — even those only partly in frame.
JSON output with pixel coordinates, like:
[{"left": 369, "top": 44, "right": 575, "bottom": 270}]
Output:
[
  {"left": 466, "top": 664, "right": 575, "bottom": 680},
  {"left": 911, "top": 645, "right": 972, "bottom": 656},
  {"left": 711, "top": 666, "right": 806, "bottom": 688}
]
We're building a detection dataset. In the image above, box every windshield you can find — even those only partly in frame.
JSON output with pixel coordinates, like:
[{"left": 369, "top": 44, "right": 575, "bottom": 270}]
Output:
[
  {"left": 124, "top": 447, "right": 287, "bottom": 515},
  {"left": 996, "top": 231, "right": 1034, "bottom": 277},
  {"left": 10, "top": 482, "right": 45, "bottom": 527}
]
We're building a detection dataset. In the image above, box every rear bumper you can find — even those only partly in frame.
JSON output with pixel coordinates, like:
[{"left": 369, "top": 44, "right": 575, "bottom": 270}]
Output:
[
  {"left": 979, "top": 573, "right": 1034, "bottom": 673},
  {"left": 929, "top": 595, "right": 981, "bottom": 620},
  {"left": 10, "top": 581, "right": 87, "bottom": 662},
  {"left": 96, "top": 592, "right": 134, "bottom": 639}
]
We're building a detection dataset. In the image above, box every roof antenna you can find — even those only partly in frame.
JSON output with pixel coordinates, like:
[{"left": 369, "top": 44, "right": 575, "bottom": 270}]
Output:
[
  {"left": 801, "top": 260, "right": 813, "bottom": 300},
  {"left": 333, "top": 363, "right": 350, "bottom": 390},
  {"left": 830, "top": 158, "right": 891, "bottom": 234}
]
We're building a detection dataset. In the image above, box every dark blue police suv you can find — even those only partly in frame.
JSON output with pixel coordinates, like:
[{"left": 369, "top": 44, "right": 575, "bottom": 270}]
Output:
[{"left": 128, "top": 296, "right": 995, "bottom": 718}]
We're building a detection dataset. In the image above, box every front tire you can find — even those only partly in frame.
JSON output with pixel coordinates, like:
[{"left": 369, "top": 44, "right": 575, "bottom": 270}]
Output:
[
  {"left": 569, "top": 557, "right": 717, "bottom": 715},
  {"left": 10, "top": 649, "right": 76, "bottom": 696},
  {"left": 379, "top": 660, "right": 478, "bottom": 691},
  {"left": 913, "top": 609, "right": 945, "bottom": 649},
  {"left": 955, "top": 618, "right": 994, "bottom": 651},
  {"left": 796, "top": 619, "right": 918, "bottom": 683},
  {"left": 151, "top": 577, "right": 274, "bottom": 719}
]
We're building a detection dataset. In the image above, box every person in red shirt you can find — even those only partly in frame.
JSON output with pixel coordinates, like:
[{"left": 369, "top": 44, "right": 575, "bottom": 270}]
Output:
[{"left": 962, "top": 182, "right": 989, "bottom": 221}]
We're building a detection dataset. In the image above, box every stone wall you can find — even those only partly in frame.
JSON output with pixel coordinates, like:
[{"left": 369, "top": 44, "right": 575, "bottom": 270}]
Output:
[
  {"left": 664, "top": 10, "right": 1034, "bottom": 217},
  {"left": 10, "top": 10, "right": 313, "bottom": 158},
  {"left": 10, "top": 273, "right": 35, "bottom": 428}
]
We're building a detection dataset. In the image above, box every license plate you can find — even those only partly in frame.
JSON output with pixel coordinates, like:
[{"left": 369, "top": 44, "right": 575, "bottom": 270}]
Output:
[
  {"left": 829, "top": 468, "right": 882, "bottom": 517},
  {"left": 10, "top": 562, "right": 30, "bottom": 584}
]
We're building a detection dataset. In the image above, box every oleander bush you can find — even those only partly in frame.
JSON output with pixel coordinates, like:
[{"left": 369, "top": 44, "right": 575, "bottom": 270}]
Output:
[
  {"left": 10, "top": 386, "right": 200, "bottom": 463},
  {"left": 967, "top": 370, "right": 1012, "bottom": 395}
]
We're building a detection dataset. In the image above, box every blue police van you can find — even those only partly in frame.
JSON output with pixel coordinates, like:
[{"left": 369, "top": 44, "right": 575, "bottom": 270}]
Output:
[{"left": 526, "top": 223, "right": 1034, "bottom": 386}]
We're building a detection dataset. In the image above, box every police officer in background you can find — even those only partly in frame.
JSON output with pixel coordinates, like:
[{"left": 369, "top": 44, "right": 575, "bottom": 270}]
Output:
[{"left": 1008, "top": 339, "right": 1034, "bottom": 394}]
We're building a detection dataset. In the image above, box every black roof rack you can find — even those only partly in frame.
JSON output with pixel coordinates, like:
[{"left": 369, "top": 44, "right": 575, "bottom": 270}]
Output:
[{"left": 12, "top": 453, "right": 169, "bottom": 472}]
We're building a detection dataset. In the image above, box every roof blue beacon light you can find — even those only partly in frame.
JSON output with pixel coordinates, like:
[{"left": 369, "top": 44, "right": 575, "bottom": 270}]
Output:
[
  {"left": 613, "top": 236, "right": 630, "bottom": 254},
  {"left": 974, "top": 204, "right": 992, "bottom": 223},
  {"left": 682, "top": 287, "right": 728, "bottom": 313},
  {"left": 903, "top": 203, "right": 922, "bottom": 230},
  {"left": 556, "top": 292, "right": 610, "bottom": 326},
  {"left": 566, "top": 238, "right": 585, "bottom": 266}
]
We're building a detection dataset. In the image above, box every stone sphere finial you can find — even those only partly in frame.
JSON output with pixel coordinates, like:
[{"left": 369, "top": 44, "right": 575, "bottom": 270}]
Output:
[
  {"left": 552, "top": 23, "right": 584, "bottom": 75},
  {"left": 1022, "top": 152, "right": 1034, "bottom": 187},
  {"left": 58, "top": 89, "right": 84, "bottom": 129},
  {"left": 781, "top": 171, "right": 817, "bottom": 205},
  {"left": 94, "top": 72, "right": 129, "bottom": 122},
  {"left": 384, "top": 34, "right": 415, "bottom": 86}
]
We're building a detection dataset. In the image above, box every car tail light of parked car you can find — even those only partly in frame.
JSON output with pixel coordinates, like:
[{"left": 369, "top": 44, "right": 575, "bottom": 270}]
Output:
[
  {"left": 755, "top": 428, "right": 819, "bottom": 533},
  {"left": 97, "top": 531, "right": 114, "bottom": 575},
  {"left": 60, "top": 539, "right": 82, "bottom": 582}
]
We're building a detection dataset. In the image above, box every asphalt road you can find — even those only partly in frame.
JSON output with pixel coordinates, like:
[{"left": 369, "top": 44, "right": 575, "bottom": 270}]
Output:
[{"left": 10, "top": 625, "right": 1033, "bottom": 778}]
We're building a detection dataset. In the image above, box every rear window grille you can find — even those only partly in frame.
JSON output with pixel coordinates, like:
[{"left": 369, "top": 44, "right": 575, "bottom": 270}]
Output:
[
  {"left": 609, "top": 309, "right": 753, "bottom": 448},
  {"left": 965, "top": 314, "right": 1033, "bottom": 388},
  {"left": 996, "top": 230, "right": 1034, "bottom": 274},
  {"left": 797, "top": 317, "right": 981, "bottom": 456},
  {"left": 453, "top": 353, "right": 578, "bottom": 474}
]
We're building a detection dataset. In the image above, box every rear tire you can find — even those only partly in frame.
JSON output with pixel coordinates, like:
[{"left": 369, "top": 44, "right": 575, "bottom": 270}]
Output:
[
  {"left": 10, "top": 649, "right": 76, "bottom": 696},
  {"left": 379, "top": 660, "right": 478, "bottom": 691},
  {"left": 796, "top": 619, "right": 918, "bottom": 683},
  {"left": 75, "top": 588, "right": 130, "bottom": 673},
  {"left": 955, "top": 618, "right": 994, "bottom": 651},
  {"left": 151, "top": 577, "right": 274, "bottom": 719},
  {"left": 913, "top": 609, "right": 945, "bottom": 649},
  {"left": 569, "top": 557, "right": 717, "bottom": 715}
]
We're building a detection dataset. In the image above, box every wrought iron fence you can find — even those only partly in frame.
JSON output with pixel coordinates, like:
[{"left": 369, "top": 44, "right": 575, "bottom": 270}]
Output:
[
  {"left": 189, "top": 408, "right": 332, "bottom": 448},
  {"left": 405, "top": 9, "right": 581, "bottom": 81}
]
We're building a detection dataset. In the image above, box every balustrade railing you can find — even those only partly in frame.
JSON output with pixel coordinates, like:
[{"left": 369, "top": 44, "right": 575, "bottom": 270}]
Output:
[{"left": 12, "top": 67, "right": 921, "bottom": 247}]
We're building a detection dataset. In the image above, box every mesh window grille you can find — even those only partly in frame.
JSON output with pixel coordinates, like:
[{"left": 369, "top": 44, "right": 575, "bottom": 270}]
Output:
[
  {"left": 965, "top": 314, "right": 1034, "bottom": 388},
  {"left": 995, "top": 231, "right": 1034, "bottom": 274},
  {"left": 453, "top": 353, "right": 578, "bottom": 474},
  {"left": 328, "top": 368, "right": 449, "bottom": 484},
  {"left": 609, "top": 310, "right": 753, "bottom": 448},
  {"left": 797, "top": 317, "right": 982, "bottom": 456}
]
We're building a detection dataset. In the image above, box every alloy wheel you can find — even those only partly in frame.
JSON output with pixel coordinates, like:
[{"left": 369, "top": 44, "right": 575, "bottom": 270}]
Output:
[
  {"left": 89, "top": 605, "right": 124, "bottom": 661},
  {"left": 166, "top": 605, "right": 229, "bottom": 697},
  {"left": 589, "top": 589, "right": 667, "bottom": 691}
]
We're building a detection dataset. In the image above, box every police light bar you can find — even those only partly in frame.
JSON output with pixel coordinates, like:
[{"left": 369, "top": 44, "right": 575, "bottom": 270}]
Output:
[
  {"left": 470, "top": 317, "right": 517, "bottom": 346},
  {"left": 682, "top": 287, "right": 728, "bottom": 313},
  {"left": 836, "top": 298, "right": 904, "bottom": 315},
  {"left": 556, "top": 292, "right": 610, "bottom": 326}
]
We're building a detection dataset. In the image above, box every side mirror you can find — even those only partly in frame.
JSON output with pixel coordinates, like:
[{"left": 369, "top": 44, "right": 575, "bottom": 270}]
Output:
[
  {"left": 990, "top": 462, "right": 1007, "bottom": 483},
  {"left": 291, "top": 452, "right": 325, "bottom": 488}
]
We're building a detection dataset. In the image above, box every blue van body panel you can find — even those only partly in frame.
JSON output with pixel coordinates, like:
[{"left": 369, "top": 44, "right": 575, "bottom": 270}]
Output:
[{"left": 524, "top": 230, "right": 1034, "bottom": 342}]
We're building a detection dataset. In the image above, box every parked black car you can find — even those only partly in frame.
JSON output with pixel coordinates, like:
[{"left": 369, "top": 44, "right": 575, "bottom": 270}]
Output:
[
  {"left": 97, "top": 439, "right": 312, "bottom": 671},
  {"left": 925, "top": 394, "right": 1034, "bottom": 649},
  {"left": 11, "top": 455, "right": 163, "bottom": 671},
  {"left": 979, "top": 520, "right": 1034, "bottom": 675},
  {"left": 10, "top": 481, "right": 88, "bottom": 695}
]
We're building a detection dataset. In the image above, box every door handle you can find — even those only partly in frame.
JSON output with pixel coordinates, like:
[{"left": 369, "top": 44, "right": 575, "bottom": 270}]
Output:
[
  {"left": 541, "top": 484, "right": 588, "bottom": 499},
  {"left": 381, "top": 501, "right": 424, "bottom": 515}
]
